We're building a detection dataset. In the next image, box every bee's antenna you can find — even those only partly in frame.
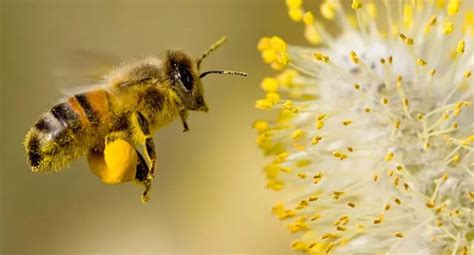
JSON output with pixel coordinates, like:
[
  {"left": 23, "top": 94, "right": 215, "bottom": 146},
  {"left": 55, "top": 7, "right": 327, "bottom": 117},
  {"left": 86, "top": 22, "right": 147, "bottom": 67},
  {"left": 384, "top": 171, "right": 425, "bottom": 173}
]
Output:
[
  {"left": 196, "top": 36, "right": 228, "bottom": 70},
  {"left": 199, "top": 70, "right": 248, "bottom": 79}
]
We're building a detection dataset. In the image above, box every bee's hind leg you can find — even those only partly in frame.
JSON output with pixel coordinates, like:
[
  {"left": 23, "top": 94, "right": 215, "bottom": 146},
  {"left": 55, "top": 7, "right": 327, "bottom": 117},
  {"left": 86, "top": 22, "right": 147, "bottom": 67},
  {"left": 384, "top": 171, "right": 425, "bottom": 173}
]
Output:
[
  {"left": 134, "top": 150, "right": 152, "bottom": 203},
  {"left": 131, "top": 111, "right": 157, "bottom": 202}
]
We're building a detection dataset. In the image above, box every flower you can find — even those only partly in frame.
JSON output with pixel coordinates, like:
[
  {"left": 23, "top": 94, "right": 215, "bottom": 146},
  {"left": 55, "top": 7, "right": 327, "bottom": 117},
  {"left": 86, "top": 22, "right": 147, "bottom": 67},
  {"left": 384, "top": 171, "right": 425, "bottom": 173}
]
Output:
[{"left": 255, "top": 0, "right": 473, "bottom": 254}]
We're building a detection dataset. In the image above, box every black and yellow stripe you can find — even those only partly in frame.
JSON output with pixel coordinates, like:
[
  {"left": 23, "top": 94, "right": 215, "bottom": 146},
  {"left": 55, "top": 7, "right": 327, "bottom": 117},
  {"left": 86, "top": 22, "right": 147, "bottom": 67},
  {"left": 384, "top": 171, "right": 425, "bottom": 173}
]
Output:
[
  {"left": 74, "top": 93, "right": 99, "bottom": 126},
  {"left": 25, "top": 89, "right": 111, "bottom": 172}
]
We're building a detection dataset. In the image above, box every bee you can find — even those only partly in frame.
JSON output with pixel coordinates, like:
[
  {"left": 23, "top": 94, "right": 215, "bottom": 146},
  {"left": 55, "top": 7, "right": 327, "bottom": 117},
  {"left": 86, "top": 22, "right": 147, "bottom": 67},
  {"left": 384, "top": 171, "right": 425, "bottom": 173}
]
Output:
[{"left": 24, "top": 37, "right": 247, "bottom": 203}]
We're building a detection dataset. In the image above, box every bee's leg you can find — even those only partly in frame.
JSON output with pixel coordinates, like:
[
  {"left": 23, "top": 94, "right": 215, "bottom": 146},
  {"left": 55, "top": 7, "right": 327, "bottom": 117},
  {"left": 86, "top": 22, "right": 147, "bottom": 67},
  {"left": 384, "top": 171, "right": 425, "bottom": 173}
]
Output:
[
  {"left": 180, "top": 109, "right": 190, "bottom": 133},
  {"left": 134, "top": 149, "right": 152, "bottom": 203},
  {"left": 131, "top": 111, "right": 157, "bottom": 202}
]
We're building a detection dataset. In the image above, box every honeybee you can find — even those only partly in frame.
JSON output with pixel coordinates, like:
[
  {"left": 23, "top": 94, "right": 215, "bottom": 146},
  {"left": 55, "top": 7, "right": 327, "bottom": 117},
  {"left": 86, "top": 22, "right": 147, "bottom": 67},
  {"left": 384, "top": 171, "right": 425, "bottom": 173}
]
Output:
[{"left": 24, "top": 37, "right": 247, "bottom": 203}]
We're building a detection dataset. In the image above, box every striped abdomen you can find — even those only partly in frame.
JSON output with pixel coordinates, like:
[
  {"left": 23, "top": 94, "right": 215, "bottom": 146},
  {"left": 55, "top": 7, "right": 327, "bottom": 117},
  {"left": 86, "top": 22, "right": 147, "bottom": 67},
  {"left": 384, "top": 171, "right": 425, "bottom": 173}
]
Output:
[{"left": 25, "top": 89, "right": 111, "bottom": 172}]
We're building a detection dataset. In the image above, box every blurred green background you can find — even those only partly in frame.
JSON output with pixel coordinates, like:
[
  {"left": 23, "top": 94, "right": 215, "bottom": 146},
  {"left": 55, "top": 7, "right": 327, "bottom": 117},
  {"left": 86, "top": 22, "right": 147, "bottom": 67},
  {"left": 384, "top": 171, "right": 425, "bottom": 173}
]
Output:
[{"left": 0, "top": 0, "right": 309, "bottom": 254}]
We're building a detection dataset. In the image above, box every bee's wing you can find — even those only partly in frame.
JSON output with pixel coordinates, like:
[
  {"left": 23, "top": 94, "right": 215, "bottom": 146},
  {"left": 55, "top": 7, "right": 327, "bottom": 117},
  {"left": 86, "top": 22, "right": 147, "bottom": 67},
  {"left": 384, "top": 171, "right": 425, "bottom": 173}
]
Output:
[{"left": 53, "top": 49, "right": 120, "bottom": 95}]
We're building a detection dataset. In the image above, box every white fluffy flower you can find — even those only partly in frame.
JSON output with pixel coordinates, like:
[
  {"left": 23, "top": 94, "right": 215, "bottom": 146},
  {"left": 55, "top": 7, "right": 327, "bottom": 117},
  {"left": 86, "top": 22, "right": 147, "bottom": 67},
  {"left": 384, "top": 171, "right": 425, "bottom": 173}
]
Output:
[{"left": 255, "top": 0, "right": 473, "bottom": 254}]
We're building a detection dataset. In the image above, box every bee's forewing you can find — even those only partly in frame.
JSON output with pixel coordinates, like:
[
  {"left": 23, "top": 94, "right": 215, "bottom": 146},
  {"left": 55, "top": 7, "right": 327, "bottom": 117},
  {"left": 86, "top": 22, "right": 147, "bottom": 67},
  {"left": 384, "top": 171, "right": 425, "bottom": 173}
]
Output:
[{"left": 53, "top": 49, "right": 120, "bottom": 93}]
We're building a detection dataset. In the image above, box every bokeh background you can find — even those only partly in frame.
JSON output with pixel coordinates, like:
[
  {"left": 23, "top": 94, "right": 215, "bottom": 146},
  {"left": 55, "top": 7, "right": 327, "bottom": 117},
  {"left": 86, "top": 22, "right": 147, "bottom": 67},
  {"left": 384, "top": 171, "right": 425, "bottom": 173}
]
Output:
[{"left": 0, "top": 0, "right": 312, "bottom": 254}]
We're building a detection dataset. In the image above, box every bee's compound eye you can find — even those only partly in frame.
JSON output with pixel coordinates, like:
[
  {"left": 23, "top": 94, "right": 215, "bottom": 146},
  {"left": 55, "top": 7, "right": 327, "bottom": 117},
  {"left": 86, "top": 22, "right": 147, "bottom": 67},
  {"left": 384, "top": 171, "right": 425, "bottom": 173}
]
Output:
[{"left": 179, "top": 68, "right": 194, "bottom": 91}]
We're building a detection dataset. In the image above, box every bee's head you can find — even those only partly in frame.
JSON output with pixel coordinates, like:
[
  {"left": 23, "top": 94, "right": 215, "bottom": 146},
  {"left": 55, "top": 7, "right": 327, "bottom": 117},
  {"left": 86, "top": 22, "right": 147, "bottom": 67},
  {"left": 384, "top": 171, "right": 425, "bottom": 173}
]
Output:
[
  {"left": 164, "top": 37, "right": 246, "bottom": 112},
  {"left": 165, "top": 50, "right": 208, "bottom": 112}
]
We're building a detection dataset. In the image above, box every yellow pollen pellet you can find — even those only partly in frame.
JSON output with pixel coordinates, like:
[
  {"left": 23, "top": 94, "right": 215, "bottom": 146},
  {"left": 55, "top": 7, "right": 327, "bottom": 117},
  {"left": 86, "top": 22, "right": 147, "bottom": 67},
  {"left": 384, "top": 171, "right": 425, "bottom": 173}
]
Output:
[
  {"left": 387, "top": 170, "right": 394, "bottom": 177},
  {"left": 426, "top": 201, "right": 435, "bottom": 208},
  {"left": 342, "top": 120, "right": 353, "bottom": 126},
  {"left": 388, "top": 56, "right": 393, "bottom": 64},
  {"left": 313, "top": 178, "right": 321, "bottom": 185},
  {"left": 464, "top": 71, "right": 472, "bottom": 78},
  {"left": 276, "top": 152, "right": 289, "bottom": 162},
  {"left": 322, "top": 233, "right": 333, "bottom": 239},
  {"left": 313, "top": 172, "right": 322, "bottom": 179},
  {"left": 253, "top": 120, "right": 269, "bottom": 132},
  {"left": 288, "top": 8, "right": 303, "bottom": 22},
  {"left": 286, "top": 0, "right": 302, "bottom": 9},
  {"left": 303, "top": 11, "right": 314, "bottom": 25},
  {"left": 270, "top": 36, "right": 287, "bottom": 52},
  {"left": 380, "top": 58, "right": 386, "bottom": 64},
  {"left": 441, "top": 173, "right": 448, "bottom": 181},
  {"left": 429, "top": 69, "right": 437, "bottom": 76},
  {"left": 394, "top": 198, "right": 402, "bottom": 205},
  {"left": 290, "top": 241, "right": 306, "bottom": 251},
  {"left": 394, "top": 120, "right": 401, "bottom": 129},
  {"left": 364, "top": 107, "right": 371, "bottom": 113},
  {"left": 405, "top": 38, "right": 414, "bottom": 45},
  {"left": 314, "top": 52, "right": 330, "bottom": 63},
  {"left": 443, "top": 21, "right": 455, "bottom": 34},
  {"left": 350, "top": 51, "right": 360, "bottom": 64},
  {"left": 291, "top": 129, "right": 304, "bottom": 140},
  {"left": 451, "top": 154, "right": 461, "bottom": 162},
  {"left": 304, "top": 25, "right": 322, "bottom": 45},
  {"left": 385, "top": 151, "right": 394, "bottom": 161},
  {"left": 394, "top": 177, "right": 400, "bottom": 186},
  {"left": 311, "top": 136, "right": 322, "bottom": 145},
  {"left": 315, "top": 120, "right": 325, "bottom": 130},
  {"left": 336, "top": 226, "right": 347, "bottom": 231},
  {"left": 469, "top": 192, "right": 474, "bottom": 200},
  {"left": 266, "top": 92, "right": 280, "bottom": 104},
  {"left": 373, "top": 174, "right": 379, "bottom": 182},
  {"left": 320, "top": 2, "right": 336, "bottom": 20},
  {"left": 394, "top": 232, "right": 404, "bottom": 238},
  {"left": 418, "top": 59, "right": 427, "bottom": 66},
  {"left": 297, "top": 172, "right": 307, "bottom": 179},
  {"left": 354, "top": 83, "right": 361, "bottom": 90},
  {"left": 347, "top": 202, "right": 355, "bottom": 208},
  {"left": 310, "top": 213, "right": 321, "bottom": 221},
  {"left": 325, "top": 243, "right": 335, "bottom": 253},
  {"left": 280, "top": 166, "right": 293, "bottom": 173},
  {"left": 385, "top": 204, "right": 391, "bottom": 211},
  {"left": 404, "top": 183, "right": 410, "bottom": 190},
  {"left": 403, "top": 98, "right": 409, "bottom": 107},
  {"left": 396, "top": 165, "right": 404, "bottom": 171},
  {"left": 261, "top": 77, "right": 279, "bottom": 92},
  {"left": 373, "top": 218, "right": 383, "bottom": 224},
  {"left": 347, "top": 147, "right": 354, "bottom": 152},
  {"left": 255, "top": 99, "right": 273, "bottom": 110},
  {"left": 317, "top": 113, "right": 327, "bottom": 121},
  {"left": 351, "top": 0, "right": 362, "bottom": 9},
  {"left": 428, "top": 15, "right": 437, "bottom": 26},
  {"left": 333, "top": 151, "right": 348, "bottom": 160},
  {"left": 296, "top": 200, "right": 309, "bottom": 209},
  {"left": 257, "top": 37, "right": 271, "bottom": 51},
  {"left": 283, "top": 100, "right": 299, "bottom": 113},
  {"left": 308, "top": 195, "right": 318, "bottom": 202},
  {"left": 417, "top": 113, "right": 424, "bottom": 120},
  {"left": 447, "top": 0, "right": 460, "bottom": 16},
  {"left": 456, "top": 40, "right": 465, "bottom": 54},
  {"left": 381, "top": 97, "right": 389, "bottom": 105}
]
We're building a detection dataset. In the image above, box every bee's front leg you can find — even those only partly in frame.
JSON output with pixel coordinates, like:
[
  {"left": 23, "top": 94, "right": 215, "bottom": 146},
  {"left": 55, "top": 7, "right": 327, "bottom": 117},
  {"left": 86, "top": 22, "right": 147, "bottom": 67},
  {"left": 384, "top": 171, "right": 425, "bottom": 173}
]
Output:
[
  {"left": 180, "top": 109, "right": 190, "bottom": 132},
  {"left": 131, "top": 111, "right": 157, "bottom": 203}
]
